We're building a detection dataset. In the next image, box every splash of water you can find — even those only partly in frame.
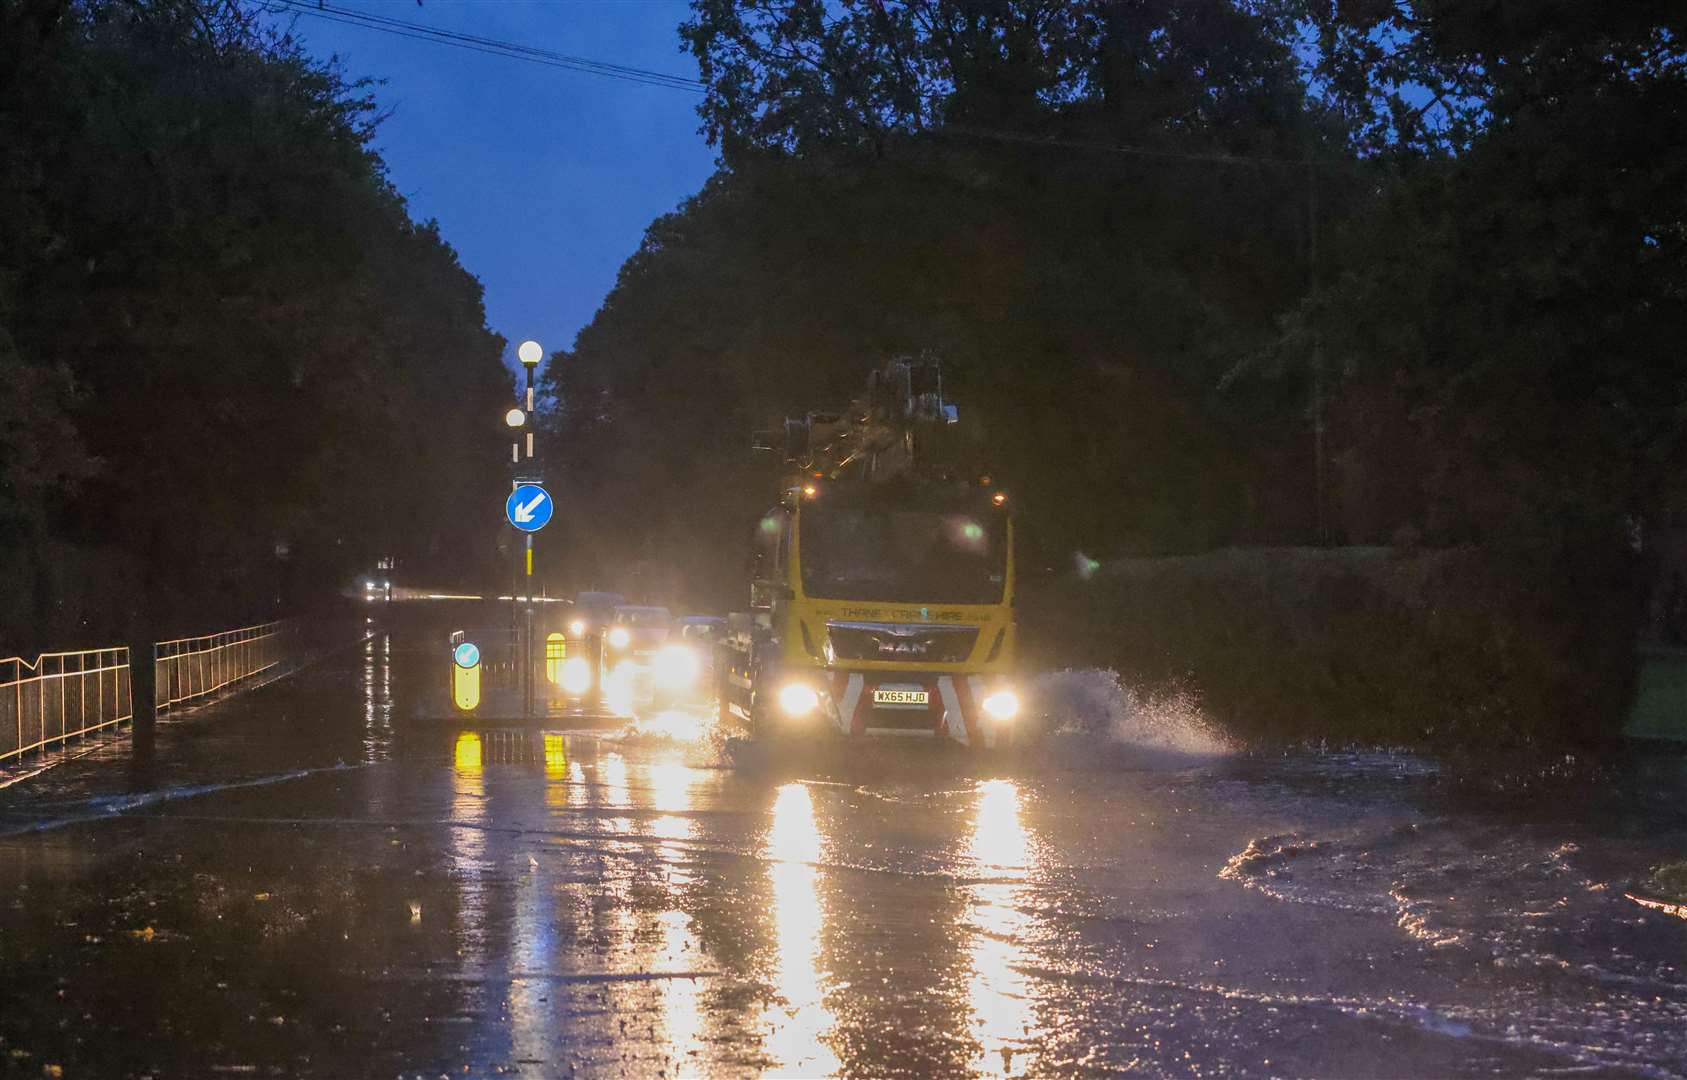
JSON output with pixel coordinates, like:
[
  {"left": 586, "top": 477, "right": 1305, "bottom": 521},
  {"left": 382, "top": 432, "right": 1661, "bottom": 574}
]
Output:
[{"left": 1032, "top": 668, "right": 1234, "bottom": 756}]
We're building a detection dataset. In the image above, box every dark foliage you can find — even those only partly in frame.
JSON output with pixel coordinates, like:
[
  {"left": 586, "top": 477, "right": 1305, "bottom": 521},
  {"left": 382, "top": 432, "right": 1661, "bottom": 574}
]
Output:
[
  {"left": 550, "top": 0, "right": 1333, "bottom": 610},
  {"left": 0, "top": 0, "right": 510, "bottom": 651},
  {"left": 1300, "top": 1, "right": 1687, "bottom": 549},
  {"left": 546, "top": 0, "right": 1683, "bottom": 742},
  {"left": 1024, "top": 546, "right": 1639, "bottom": 749}
]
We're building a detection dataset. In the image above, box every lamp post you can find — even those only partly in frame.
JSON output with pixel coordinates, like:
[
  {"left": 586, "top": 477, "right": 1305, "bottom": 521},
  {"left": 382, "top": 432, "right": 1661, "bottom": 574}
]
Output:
[
  {"left": 515, "top": 340, "right": 544, "bottom": 719},
  {"left": 504, "top": 405, "right": 526, "bottom": 712}
]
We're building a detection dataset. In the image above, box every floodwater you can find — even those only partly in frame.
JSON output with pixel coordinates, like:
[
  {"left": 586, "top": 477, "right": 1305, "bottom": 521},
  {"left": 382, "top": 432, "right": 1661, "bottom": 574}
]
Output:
[{"left": 1, "top": 616, "right": 1685, "bottom": 1078}]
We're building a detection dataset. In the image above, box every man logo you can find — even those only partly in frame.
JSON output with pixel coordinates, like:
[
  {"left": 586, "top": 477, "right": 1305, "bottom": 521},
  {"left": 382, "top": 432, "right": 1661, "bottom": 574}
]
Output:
[{"left": 878, "top": 639, "right": 929, "bottom": 657}]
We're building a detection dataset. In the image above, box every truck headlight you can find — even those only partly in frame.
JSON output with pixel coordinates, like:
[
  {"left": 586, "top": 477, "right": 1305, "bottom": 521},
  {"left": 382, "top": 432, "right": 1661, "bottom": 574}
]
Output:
[
  {"left": 981, "top": 689, "right": 1020, "bottom": 721},
  {"left": 559, "top": 657, "right": 592, "bottom": 695},
  {"left": 653, "top": 644, "right": 699, "bottom": 690},
  {"left": 777, "top": 682, "right": 820, "bottom": 717},
  {"left": 607, "top": 625, "right": 630, "bottom": 649}
]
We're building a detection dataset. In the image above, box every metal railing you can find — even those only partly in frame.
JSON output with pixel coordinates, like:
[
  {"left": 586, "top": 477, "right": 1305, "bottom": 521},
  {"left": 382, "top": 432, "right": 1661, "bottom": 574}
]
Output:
[
  {"left": 155, "top": 620, "right": 293, "bottom": 713},
  {"left": 1, "top": 647, "right": 133, "bottom": 764}
]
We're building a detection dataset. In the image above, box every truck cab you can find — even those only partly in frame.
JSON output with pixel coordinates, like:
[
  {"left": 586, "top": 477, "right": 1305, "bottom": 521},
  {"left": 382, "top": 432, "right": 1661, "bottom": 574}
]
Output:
[{"left": 720, "top": 477, "right": 1024, "bottom": 747}]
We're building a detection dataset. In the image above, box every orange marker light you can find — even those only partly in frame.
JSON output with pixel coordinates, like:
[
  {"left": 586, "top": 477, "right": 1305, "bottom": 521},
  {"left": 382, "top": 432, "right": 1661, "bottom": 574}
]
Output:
[{"left": 992, "top": 492, "right": 1008, "bottom": 506}]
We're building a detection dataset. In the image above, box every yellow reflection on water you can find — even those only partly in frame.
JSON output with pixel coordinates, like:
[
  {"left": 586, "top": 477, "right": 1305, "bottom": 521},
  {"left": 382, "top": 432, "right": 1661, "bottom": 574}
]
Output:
[
  {"left": 545, "top": 736, "right": 573, "bottom": 812},
  {"left": 760, "top": 783, "right": 839, "bottom": 1076},
  {"left": 966, "top": 779, "right": 1037, "bottom": 1077},
  {"left": 447, "top": 730, "right": 488, "bottom": 971},
  {"left": 543, "top": 732, "right": 567, "bottom": 776},
  {"left": 453, "top": 730, "right": 483, "bottom": 771}
]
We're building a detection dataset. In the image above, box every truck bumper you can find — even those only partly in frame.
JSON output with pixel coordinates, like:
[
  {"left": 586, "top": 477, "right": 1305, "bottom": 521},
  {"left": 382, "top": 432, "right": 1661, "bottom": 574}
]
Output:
[
  {"left": 823, "top": 670, "right": 1022, "bottom": 748},
  {"left": 727, "top": 670, "right": 1021, "bottom": 749}
]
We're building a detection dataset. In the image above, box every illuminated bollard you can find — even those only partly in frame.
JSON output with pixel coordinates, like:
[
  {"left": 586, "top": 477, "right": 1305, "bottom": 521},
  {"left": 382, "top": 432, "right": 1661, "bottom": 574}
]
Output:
[
  {"left": 545, "top": 632, "right": 566, "bottom": 685},
  {"left": 452, "top": 641, "right": 481, "bottom": 712}
]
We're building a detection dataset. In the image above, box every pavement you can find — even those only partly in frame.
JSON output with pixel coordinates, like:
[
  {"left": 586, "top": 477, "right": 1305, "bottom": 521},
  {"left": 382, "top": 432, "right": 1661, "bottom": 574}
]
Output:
[{"left": 2, "top": 614, "right": 1686, "bottom": 1078}]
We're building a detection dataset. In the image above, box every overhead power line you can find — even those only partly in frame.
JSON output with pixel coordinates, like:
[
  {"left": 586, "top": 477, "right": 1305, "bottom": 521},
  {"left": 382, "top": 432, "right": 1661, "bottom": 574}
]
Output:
[
  {"left": 266, "top": 2, "right": 1343, "bottom": 173},
  {"left": 266, "top": 0, "right": 706, "bottom": 92}
]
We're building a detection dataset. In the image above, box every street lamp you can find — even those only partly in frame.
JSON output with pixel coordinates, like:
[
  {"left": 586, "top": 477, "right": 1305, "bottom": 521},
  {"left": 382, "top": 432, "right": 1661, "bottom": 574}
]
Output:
[
  {"left": 516, "top": 341, "right": 541, "bottom": 463},
  {"left": 517, "top": 341, "right": 542, "bottom": 461},
  {"left": 505, "top": 407, "right": 525, "bottom": 466}
]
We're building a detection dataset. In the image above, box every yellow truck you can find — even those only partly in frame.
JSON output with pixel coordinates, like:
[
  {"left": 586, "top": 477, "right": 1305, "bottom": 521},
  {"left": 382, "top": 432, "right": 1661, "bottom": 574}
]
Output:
[{"left": 716, "top": 358, "right": 1030, "bottom": 747}]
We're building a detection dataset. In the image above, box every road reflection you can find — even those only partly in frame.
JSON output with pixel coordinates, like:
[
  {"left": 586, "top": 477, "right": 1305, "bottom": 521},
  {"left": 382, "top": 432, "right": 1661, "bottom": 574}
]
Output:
[
  {"left": 431, "top": 734, "right": 1060, "bottom": 1076},
  {"left": 658, "top": 907, "right": 705, "bottom": 1071},
  {"left": 448, "top": 730, "right": 489, "bottom": 975},
  {"left": 509, "top": 787, "right": 555, "bottom": 1071},
  {"left": 967, "top": 778, "right": 1041, "bottom": 1076},
  {"left": 360, "top": 632, "right": 393, "bottom": 761},
  {"left": 648, "top": 755, "right": 696, "bottom": 845},
  {"left": 761, "top": 782, "right": 841, "bottom": 1075},
  {"left": 601, "top": 749, "right": 632, "bottom": 835}
]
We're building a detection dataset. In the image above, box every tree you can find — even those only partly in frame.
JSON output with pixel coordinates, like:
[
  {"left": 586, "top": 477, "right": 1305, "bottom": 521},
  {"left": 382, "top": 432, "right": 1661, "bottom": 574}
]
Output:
[
  {"left": 0, "top": 0, "right": 511, "bottom": 649},
  {"left": 1301, "top": 1, "right": 1687, "bottom": 545},
  {"left": 545, "top": 1, "right": 1330, "bottom": 604}
]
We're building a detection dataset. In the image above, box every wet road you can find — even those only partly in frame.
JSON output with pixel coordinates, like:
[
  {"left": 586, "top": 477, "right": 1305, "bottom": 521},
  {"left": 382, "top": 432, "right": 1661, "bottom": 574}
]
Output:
[{"left": 3, "top": 619, "right": 1687, "bottom": 1078}]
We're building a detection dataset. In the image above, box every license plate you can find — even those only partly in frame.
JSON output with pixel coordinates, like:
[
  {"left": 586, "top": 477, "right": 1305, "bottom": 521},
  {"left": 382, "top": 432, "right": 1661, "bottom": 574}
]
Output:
[{"left": 873, "top": 688, "right": 930, "bottom": 706}]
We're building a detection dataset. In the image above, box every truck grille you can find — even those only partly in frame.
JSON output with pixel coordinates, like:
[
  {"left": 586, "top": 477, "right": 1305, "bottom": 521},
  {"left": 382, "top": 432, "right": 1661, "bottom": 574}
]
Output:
[{"left": 826, "top": 622, "right": 979, "bottom": 663}]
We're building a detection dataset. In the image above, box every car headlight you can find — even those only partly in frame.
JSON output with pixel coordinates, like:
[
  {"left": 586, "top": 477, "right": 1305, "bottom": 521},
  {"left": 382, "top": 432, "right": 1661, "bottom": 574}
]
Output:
[
  {"left": 607, "top": 625, "right": 631, "bottom": 649},
  {"left": 559, "top": 656, "right": 592, "bottom": 695},
  {"left": 653, "top": 644, "right": 699, "bottom": 690},
  {"left": 603, "top": 661, "right": 636, "bottom": 717},
  {"left": 981, "top": 689, "right": 1020, "bottom": 721},
  {"left": 778, "top": 682, "right": 820, "bottom": 717},
  {"left": 568, "top": 618, "right": 586, "bottom": 637}
]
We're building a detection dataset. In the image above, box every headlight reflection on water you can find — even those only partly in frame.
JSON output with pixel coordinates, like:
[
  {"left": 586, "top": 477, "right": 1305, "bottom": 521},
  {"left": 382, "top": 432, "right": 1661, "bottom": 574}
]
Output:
[
  {"left": 647, "top": 756, "right": 696, "bottom": 843},
  {"left": 761, "top": 783, "right": 841, "bottom": 1075},
  {"left": 440, "top": 738, "right": 1043, "bottom": 1074},
  {"left": 967, "top": 779, "right": 1039, "bottom": 1076}
]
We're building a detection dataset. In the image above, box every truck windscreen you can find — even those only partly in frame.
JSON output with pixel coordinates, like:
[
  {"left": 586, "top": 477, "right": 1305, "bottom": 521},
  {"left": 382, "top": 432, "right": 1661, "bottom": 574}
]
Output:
[{"left": 799, "top": 507, "right": 1007, "bottom": 604}]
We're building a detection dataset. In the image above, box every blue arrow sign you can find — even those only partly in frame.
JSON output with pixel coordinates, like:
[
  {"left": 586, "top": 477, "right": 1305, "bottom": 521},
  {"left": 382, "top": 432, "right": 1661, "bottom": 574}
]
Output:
[
  {"left": 453, "top": 641, "right": 480, "bottom": 668},
  {"left": 505, "top": 483, "right": 553, "bottom": 533}
]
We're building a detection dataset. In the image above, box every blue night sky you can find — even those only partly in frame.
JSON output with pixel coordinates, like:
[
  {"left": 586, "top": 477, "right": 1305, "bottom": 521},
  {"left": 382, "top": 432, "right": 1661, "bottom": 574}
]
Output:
[{"left": 262, "top": 0, "right": 717, "bottom": 371}]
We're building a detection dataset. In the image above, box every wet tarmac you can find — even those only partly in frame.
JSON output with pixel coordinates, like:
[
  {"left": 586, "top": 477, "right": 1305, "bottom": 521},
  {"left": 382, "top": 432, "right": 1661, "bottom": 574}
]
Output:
[{"left": 3, "top": 617, "right": 1687, "bottom": 1077}]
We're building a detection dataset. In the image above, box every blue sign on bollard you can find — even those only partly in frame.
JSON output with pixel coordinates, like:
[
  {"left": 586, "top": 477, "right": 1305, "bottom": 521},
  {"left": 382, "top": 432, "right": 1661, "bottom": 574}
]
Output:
[
  {"left": 505, "top": 483, "right": 553, "bottom": 533},
  {"left": 453, "top": 641, "right": 480, "bottom": 668}
]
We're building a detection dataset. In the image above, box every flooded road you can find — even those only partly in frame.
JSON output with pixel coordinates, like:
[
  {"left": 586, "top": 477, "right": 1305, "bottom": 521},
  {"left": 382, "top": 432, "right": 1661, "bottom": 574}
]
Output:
[{"left": 3, "top": 619, "right": 1686, "bottom": 1077}]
